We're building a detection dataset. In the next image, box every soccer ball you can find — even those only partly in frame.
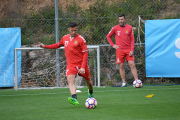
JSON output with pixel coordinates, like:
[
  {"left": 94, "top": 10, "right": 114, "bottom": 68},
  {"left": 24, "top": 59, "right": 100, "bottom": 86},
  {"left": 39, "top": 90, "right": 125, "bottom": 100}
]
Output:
[
  {"left": 85, "top": 98, "right": 97, "bottom": 109},
  {"left": 133, "top": 79, "right": 142, "bottom": 88}
]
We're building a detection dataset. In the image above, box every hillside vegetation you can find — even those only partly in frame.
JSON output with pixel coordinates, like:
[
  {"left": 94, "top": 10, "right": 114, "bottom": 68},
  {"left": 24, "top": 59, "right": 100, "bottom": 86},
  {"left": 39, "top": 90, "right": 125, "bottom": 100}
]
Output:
[{"left": 0, "top": 0, "right": 179, "bottom": 45}]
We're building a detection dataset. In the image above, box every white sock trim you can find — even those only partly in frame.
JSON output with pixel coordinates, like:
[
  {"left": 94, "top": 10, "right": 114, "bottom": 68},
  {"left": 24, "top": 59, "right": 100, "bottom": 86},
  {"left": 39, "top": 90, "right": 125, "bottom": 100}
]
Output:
[{"left": 122, "top": 83, "right": 126, "bottom": 86}]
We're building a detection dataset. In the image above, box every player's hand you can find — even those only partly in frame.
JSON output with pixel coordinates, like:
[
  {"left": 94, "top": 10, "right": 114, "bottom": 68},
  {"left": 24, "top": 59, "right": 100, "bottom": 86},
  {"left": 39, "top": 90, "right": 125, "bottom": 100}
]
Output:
[
  {"left": 79, "top": 68, "right": 85, "bottom": 74},
  {"left": 39, "top": 43, "right": 45, "bottom": 48},
  {"left": 113, "top": 45, "right": 119, "bottom": 49},
  {"left": 129, "top": 51, "right": 134, "bottom": 56}
]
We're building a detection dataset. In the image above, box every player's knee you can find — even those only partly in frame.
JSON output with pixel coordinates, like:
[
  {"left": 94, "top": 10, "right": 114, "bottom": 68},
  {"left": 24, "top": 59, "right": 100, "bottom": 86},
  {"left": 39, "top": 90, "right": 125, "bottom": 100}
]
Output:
[
  {"left": 67, "top": 79, "right": 73, "bottom": 84},
  {"left": 119, "top": 63, "right": 124, "bottom": 69},
  {"left": 67, "top": 77, "right": 74, "bottom": 84},
  {"left": 86, "top": 80, "right": 92, "bottom": 85},
  {"left": 129, "top": 63, "right": 135, "bottom": 68}
]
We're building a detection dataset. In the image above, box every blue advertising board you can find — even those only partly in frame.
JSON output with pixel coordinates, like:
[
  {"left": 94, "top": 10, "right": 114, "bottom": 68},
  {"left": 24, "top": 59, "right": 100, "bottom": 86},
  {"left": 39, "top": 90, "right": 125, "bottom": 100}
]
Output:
[
  {"left": 0, "top": 28, "right": 21, "bottom": 87},
  {"left": 145, "top": 19, "right": 180, "bottom": 77}
]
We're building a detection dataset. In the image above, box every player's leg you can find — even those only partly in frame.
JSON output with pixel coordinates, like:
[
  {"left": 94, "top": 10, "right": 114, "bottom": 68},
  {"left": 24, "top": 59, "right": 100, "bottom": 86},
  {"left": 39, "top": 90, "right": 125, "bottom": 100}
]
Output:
[
  {"left": 85, "top": 79, "right": 93, "bottom": 91},
  {"left": 66, "top": 67, "right": 79, "bottom": 106},
  {"left": 67, "top": 75, "right": 79, "bottom": 106},
  {"left": 116, "top": 51, "right": 126, "bottom": 87},
  {"left": 85, "top": 79, "right": 94, "bottom": 98},
  {"left": 67, "top": 75, "right": 76, "bottom": 97},
  {"left": 119, "top": 63, "right": 126, "bottom": 87},
  {"left": 125, "top": 51, "right": 138, "bottom": 80},
  {"left": 79, "top": 65, "right": 93, "bottom": 98},
  {"left": 128, "top": 61, "right": 138, "bottom": 80}
]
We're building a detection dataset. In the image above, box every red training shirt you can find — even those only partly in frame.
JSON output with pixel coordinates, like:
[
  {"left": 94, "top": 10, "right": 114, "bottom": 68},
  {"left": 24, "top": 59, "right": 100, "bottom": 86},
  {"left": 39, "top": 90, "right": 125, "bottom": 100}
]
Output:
[
  {"left": 45, "top": 34, "right": 88, "bottom": 68},
  {"left": 106, "top": 24, "right": 135, "bottom": 51}
]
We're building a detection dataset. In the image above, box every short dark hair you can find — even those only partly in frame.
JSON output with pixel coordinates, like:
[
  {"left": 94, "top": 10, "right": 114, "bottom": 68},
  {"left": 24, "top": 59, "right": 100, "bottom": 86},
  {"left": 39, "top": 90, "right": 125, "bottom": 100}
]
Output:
[
  {"left": 68, "top": 21, "right": 78, "bottom": 28},
  {"left": 118, "top": 14, "right": 125, "bottom": 18}
]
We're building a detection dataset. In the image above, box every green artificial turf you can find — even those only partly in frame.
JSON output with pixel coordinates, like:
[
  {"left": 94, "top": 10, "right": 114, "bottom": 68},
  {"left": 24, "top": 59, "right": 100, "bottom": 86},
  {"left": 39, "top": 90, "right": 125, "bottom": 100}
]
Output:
[{"left": 0, "top": 85, "right": 180, "bottom": 120}]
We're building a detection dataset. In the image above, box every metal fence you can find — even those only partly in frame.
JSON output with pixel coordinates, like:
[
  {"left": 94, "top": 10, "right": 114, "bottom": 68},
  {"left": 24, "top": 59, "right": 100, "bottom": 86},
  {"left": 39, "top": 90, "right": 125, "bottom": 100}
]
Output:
[{"left": 1, "top": 0, "right": 180, "bottom": 86}]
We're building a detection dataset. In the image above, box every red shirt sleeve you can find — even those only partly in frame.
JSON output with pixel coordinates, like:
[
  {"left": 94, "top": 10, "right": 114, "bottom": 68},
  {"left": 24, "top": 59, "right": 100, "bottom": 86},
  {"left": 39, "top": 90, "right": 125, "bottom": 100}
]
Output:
[
  {"left": 45, "top": 38, "right": 64, "bottom": 49},
  {"left": 106, "top": 27, "right": 115, "bottom": 47},
  {"left": 130, "top": 27, "right": 135, "bottom": 51},
  {"left": 81, "top": 51, "right": 88, "bottom": 69},
  {"left": 80, "top": 36, "right": 88, "bottom": 68},
  {"left": 45, "top": 43, "right": 60, "bottom": 49}
]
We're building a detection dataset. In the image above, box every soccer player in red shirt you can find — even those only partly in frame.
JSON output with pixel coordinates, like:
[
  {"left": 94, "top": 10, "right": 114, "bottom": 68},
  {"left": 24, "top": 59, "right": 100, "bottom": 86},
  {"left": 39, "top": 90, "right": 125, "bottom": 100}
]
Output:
[
  {"left": 39, "top": 21, "right": 93, "bottom": 106},
  {"left": 106, "top": 14, "right": 138, "bottom": 87}
]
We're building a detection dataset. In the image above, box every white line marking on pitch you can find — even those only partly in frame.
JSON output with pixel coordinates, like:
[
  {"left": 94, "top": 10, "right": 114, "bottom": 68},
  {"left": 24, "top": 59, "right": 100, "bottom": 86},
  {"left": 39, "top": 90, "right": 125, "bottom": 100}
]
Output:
[{"left": 0, "top": 87, "right": 179, "bottom": 97}]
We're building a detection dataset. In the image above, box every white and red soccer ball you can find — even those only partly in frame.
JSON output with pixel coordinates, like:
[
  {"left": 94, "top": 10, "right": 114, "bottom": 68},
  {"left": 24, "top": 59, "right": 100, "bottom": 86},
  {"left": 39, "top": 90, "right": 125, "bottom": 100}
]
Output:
[
  {"left": 85, "top": 98, "right": 97, "bottom": 109},
  {"left": 133, "top": 79, "right": 142, "bottom": 88}
]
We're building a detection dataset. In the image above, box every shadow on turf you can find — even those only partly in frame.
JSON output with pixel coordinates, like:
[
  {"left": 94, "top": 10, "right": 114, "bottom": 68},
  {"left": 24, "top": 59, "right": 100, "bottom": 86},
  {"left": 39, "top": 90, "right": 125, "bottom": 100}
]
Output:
[{"left": 0, "top": 87, "right": 14, "bottom": 90}]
